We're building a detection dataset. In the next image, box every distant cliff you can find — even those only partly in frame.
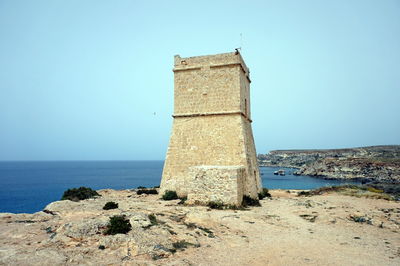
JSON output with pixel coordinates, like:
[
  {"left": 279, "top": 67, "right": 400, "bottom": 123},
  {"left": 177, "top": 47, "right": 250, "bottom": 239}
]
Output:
[{"left": 258, "top": 145, "right": 400, "bottom": 182}]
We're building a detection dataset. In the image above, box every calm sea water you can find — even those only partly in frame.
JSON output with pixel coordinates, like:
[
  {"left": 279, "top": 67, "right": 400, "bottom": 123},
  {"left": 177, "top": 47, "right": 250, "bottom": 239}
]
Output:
[
  {"left": 259, "top": 167, "right": 360, "bottom": 189},
  {"left": 0, "top": 161, "right": 360, "bottom": 214}
]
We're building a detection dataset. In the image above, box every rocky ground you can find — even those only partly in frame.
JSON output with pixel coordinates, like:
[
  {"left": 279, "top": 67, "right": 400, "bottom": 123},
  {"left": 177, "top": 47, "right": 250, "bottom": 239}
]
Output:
[{"left": 0, "top": 189, "right": 399, "bottom": 266}]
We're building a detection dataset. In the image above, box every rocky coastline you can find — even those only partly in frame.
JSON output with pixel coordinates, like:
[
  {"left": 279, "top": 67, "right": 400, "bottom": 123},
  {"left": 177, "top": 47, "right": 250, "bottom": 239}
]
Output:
[{"left": 258, "top": 145, "right": 400, "bottom": 183}]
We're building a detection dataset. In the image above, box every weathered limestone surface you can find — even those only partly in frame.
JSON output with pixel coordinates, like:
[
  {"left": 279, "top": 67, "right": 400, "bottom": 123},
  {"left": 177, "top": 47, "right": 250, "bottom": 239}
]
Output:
[
  {"left": 161, "top": 52, "right": 262, "bottom": 203},
  {"left": 186, "top": 166, "right": 245, "bottom": 206},
  {"left": 1, "top": 189, "right": 399, "bottom": 265}
]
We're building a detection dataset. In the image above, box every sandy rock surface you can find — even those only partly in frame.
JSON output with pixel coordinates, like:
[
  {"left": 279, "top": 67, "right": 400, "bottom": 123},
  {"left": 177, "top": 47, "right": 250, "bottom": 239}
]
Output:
[{"left": 0, "top": 189, "right": 399, "bottom": 265}]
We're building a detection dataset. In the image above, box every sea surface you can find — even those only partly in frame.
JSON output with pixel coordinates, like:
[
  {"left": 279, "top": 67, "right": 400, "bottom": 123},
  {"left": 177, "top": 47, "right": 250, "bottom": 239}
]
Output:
[{"left": 0, "top": 161, "right": 360, "bottom": 214}]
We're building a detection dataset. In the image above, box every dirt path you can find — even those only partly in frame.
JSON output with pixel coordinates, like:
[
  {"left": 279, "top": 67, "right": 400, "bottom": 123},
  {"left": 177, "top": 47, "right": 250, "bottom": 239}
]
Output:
[{"left": 167, "top": 191, "right": 399, "bottom": 265}]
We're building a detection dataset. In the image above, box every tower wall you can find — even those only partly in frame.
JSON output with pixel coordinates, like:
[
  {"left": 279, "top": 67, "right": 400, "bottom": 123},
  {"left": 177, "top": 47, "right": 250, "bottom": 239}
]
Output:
[{"left": 160, "top": 52, "right": 261, "bottom": 202}]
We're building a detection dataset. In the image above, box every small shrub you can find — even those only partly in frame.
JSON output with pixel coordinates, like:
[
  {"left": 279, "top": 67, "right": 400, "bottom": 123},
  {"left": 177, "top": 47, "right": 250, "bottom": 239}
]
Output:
[
  {"left": 137, "top": 189, "right": 158, "bottom": 195},
  {"left": 105, "top": 215, "right": 132, "bottom": 235},
  {"left": 207, "top": 200, "right": 246, "bottom": 210},
  {"left": 198, "top": 226, "right": 212, "bottom": 234},
  {"left": 184, "top": 222, "right": 197, "bottom": 229},
  {"left": 242, "top": 195, "right": 261, "bottom": 207},
  {"left": 297, "top": 191, "right": 311, "bottom": 196},
  {"left": 198, "top": 226, "right": 215, "bottom": 238},
  {"left": 258, "top": 188, "right": 272, "bottom": 200},
  {"left": 172, "top": 240, "right": 196, "bottom": 250},
  {"left": 168, "top": 229, "right": 177, "bottom": 235},
  {"left": 351, "top": 216, "right": 366, "bottom": 223},
  {"left": 148, "top": 214, "right": 158, "bottom": 226},
  {"left": 162, "top": 190, "right": 179, "bottom": 200},
  {"left": 299, "top": 214, "right": 317, "bottom": 222},
  {"left": 226, "top": 204, "right": 246, "bottom": 210},
  {"left": 207, "top": 201, "right": 224, "bottom": 210},
  {"left": 103, "top": 201, "right": 118, "bottom": 210},
  {"left": 98, "top": 245, "right": 105, "bottom": 250},
  {"left": 349, "top": 215, "right": 372, "bottom": 224},
  {"left": 61, "top": 187, "right": 100, "bottom": 201},
  {"left": 367, "top": 187, "right": 384, "bottom": 193},
  {"left": 178, "top": 196, "right": 187, "bottom": 205}
]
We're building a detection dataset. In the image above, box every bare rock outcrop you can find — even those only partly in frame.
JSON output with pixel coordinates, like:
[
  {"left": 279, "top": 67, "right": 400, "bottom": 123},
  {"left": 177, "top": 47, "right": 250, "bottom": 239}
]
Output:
[
  {"left": 295, "top": 157, "right": 400, "bottom": 182},
  {"left": 1, "top": 188, "right": 399, "bottom": 265}
]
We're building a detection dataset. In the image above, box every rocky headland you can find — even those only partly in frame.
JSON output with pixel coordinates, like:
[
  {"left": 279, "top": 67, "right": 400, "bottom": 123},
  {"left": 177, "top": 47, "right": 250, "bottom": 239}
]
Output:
[
  {"left": 1, "top": 188, "right": 399, "bottom": 265},
  {"left": 258, "top": 145, "right": 400, "bottom": 183}
]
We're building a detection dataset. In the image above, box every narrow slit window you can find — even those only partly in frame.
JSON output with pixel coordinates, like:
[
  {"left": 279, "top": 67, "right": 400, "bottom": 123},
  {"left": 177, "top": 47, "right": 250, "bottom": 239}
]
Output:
[{"left": 245, "top": 99, "right": 247, "bottom": 116}]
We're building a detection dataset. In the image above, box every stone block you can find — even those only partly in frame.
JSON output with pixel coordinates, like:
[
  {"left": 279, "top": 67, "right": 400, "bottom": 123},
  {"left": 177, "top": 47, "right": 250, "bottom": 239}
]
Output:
[{"left": 186, "top": 166, "right": 245, "bottom": 206}]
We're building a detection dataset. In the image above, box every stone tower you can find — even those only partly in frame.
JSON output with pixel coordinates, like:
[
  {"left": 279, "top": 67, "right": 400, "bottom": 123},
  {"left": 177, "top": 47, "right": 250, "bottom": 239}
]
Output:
[{"left": 160, "top": 51, "right": 262, "bottom": 206}]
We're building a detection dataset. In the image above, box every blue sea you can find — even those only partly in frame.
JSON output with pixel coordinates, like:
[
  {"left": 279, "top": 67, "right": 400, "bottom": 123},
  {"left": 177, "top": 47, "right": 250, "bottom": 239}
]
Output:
[{"left": 0, "top": 161, "right": 360, "bottom": 214}]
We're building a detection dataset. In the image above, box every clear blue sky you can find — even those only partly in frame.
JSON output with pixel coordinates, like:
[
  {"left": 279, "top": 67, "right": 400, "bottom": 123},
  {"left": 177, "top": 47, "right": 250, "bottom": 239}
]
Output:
[{"left": 0, "top": 0, "right": 399, "bottom": 160}]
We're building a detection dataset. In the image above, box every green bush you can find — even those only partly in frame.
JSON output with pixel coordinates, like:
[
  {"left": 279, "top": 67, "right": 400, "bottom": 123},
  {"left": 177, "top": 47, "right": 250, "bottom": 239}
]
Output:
[
  {"left": 137, "top": 189, "right": 158, "bottom": 195},
  {"left": 105, "top": 215, "right": 132, "bottom": 235},
  {"left": 207, "top": 201, "right": 224, "bottom": 210},
  {"left": 178, "top": 196, "right": 187, "bottom": 205},
  {"left": 148, "top": 214, "right": 158, "bottom": 225},
  {"left": 242, "top": 195, "right": 261, "bottom": 207},
  {"left": 297, "top": 191, "right": 311, "bottom": 196},
  {"left": 172, "top": 240, "right": 196, "bottom": 250},
  {"left": 207, "top": 201, "right": 245, "bottom": 210},
  {"left": 61, "top": 187, "right": 100, "bottom": 201},
  {"left": 162, "top": 190, "right": 179, "bottom": 200},
  {"left": 258, "top": 188, "right": 272, "bottom": 200},
  {"left": 103, "top": 201, "right": 118, "bottom": 210},
  {"left": 367, "top": 187, "right": 384, "bottom": 193}
]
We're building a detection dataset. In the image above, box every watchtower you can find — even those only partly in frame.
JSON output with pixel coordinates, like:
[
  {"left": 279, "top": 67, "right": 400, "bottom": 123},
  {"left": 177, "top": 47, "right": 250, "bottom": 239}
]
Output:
[{"left": 160, "top": 51, "right": 262, "bottom": 205}]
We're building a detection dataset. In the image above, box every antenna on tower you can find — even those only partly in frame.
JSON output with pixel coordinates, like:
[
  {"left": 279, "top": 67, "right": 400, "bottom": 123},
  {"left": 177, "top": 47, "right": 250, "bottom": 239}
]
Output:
[
  {"left": 240, "top": 33, "right": 243, "bottom": 51},
  {"left": 235, "top": 33, "right": 243, "bottom": 55}
]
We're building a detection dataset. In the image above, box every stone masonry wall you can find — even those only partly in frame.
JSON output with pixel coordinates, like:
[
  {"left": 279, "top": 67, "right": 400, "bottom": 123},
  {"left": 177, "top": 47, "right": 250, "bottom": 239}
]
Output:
[
  {"left": 242, "top": 116, "right": 262, "bottom": 194},
  {"left": 173, "top": 65, "right": 239, "bottom": 115},
  {"left": 160, "top": 52, "right": 261, "bottom": 203},
  {"left": 161, "top": 115, "right": 260, "bottom": 198},
  {"left": 186, "top": 166, "right": 245, "bottom": 206}
]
